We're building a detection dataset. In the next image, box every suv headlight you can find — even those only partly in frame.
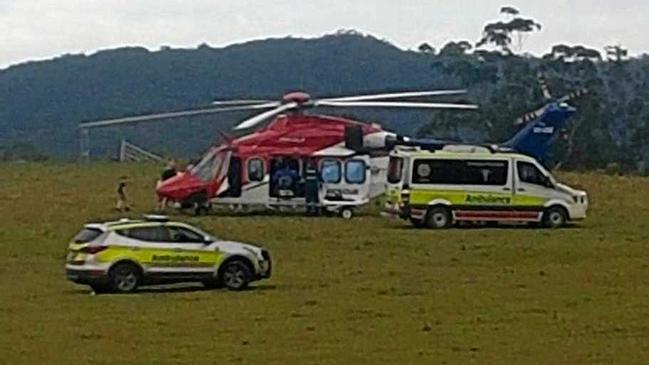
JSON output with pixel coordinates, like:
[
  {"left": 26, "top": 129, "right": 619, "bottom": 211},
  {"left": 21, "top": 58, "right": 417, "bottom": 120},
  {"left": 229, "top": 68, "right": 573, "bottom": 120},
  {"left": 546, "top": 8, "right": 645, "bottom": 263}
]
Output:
[{"left": 260, "top": 249, "right": 271, "bottom": 262}]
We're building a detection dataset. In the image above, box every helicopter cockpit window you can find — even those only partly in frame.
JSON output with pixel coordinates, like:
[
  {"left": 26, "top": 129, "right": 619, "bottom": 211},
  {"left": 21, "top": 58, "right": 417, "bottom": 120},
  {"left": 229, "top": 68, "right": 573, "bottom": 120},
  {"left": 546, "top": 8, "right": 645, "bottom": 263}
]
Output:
[
  {"left": 320, "top": 159, "right": 341, "bottom": 183},
  {"left": 248, "top": 158, "right": 264, "bottom": 182},
  {"left": 193, "top": 150, "right": 224, "bottom": 182}
]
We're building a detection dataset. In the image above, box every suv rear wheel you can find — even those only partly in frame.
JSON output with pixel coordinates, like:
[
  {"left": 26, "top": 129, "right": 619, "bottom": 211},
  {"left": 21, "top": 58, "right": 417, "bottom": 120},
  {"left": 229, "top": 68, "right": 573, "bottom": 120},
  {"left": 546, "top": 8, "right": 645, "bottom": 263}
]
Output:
[{"left": 108, "top": 262, "right": 141, "bottom": 293}]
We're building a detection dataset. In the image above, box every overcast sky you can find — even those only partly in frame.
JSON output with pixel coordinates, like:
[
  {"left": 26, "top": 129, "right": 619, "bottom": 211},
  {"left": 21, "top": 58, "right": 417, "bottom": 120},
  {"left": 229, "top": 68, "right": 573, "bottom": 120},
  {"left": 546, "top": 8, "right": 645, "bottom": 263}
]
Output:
[{"left": 1, "top": 0, "right": 646, "bottom": 68}]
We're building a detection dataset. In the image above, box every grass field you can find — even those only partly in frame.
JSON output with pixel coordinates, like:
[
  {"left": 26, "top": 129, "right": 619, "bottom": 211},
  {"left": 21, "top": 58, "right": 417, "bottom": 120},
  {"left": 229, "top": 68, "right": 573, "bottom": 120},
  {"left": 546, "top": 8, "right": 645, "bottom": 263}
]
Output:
[{"left": 1, "top": 163, "right": 649, "bottom": 364}]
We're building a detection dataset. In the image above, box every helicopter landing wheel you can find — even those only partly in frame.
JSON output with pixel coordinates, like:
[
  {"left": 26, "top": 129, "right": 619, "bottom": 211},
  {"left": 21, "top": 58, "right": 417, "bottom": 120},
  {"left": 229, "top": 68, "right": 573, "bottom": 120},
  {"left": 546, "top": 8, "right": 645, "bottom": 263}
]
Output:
[{"left": 340, "top": 208, "right": 354, "bottom": 220}]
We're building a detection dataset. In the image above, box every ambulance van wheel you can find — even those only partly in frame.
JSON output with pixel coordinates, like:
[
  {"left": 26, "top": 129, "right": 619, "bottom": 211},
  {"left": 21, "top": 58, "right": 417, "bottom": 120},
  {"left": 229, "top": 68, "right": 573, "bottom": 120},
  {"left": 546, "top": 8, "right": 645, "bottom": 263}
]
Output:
[
  {"left": 426, "top": 206, "right": 452, "bottom": 229},
  {"left": 543, "top": 206, "right": 568, "bottom": 229},
  {"left": 340, "top": 208, "right": 354, "bottom": 220},
  {"left": 108, "top": 262, "right": 141, "bottom": 293}
]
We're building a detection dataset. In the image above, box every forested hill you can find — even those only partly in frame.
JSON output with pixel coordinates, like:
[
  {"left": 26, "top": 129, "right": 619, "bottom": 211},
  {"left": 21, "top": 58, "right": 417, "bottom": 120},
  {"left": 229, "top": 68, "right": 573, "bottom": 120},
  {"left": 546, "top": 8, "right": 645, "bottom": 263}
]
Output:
[
  {"left": 0, "top": 32, "right": 443, "bottom": 160},
  {"left": 0, "top": 31, "right": 648, "bottom": 171}
]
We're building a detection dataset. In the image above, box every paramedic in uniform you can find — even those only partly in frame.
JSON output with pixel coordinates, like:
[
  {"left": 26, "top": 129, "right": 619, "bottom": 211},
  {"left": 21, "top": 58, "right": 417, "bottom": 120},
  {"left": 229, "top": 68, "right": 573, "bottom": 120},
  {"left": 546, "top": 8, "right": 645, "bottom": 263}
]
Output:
[{"left": 305, "top": 158, "right": 320, "bottom": 215}]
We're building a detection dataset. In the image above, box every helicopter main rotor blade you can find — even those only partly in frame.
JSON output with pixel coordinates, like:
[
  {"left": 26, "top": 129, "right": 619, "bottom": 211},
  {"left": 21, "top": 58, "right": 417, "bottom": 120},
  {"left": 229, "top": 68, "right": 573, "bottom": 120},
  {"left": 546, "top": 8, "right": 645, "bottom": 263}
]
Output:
[
  {"left": 321, "top": 90, "right": 468, "bottom": 102},
  {"left": 79, "top": 102, "right": 280, "bottom": 129},
  {"left": 316, "top": 100, "right": 479, "bottom": 110},
  {"left": 233, "top": 102, "right": 299, "bottom": 130},
  {"left": 212, "top": 99, "right": 274, "bottom": 106}
]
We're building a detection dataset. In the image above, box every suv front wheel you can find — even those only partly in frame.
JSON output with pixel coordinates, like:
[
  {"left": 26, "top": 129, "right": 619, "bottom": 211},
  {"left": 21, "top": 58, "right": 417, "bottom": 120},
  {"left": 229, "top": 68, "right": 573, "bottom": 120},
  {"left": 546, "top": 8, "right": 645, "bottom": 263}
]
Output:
[{"left": 220, "top": 260, "right": 252, "bottom": 291}]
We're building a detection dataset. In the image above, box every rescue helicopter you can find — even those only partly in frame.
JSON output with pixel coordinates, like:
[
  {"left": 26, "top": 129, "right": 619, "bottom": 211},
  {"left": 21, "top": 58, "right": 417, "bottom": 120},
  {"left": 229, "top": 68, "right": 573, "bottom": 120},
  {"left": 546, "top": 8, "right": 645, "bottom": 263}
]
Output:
[
  {"left": 80, "top": 89, "right": 478, "bottom": 217},
  {"left": 80, "top": 80, "right": 584, "bottom": 217}
]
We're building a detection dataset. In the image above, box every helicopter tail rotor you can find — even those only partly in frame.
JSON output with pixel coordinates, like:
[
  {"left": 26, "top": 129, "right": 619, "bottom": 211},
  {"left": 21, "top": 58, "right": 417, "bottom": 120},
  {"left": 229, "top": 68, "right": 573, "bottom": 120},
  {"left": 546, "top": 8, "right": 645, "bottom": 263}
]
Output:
[
  {"left": 537, "top": 72, "right": 553, "bottom": 101},
  {"left": 559, "top": 88, "right": 589, "bottom": 104},
  {"left": 514, "top": 73, "right": 587, "bottom": 126}
]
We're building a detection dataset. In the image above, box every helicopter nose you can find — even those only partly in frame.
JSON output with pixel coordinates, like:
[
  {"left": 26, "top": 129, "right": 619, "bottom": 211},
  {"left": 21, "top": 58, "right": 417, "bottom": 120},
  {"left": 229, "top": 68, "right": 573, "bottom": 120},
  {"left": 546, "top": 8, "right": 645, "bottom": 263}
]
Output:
[
  {"left": 156, "top": 173, "right": 198, "bottom": 201},
  {"left": 156, "top": 180, "right": 176, "bottom": 197},
  {"left": 156, "top": 180, "right": 180, "bottom": 200}
]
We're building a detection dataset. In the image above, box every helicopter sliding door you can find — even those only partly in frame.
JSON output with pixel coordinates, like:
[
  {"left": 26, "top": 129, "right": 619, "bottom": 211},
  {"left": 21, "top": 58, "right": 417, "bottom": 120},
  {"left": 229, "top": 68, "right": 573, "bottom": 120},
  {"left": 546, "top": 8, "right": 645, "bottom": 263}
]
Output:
[
  {"left": 269, "top": 157, "right": 304, "bottom": 199},
  {"left": 319, "top": 155, "right": 371, "bottom": 206}
]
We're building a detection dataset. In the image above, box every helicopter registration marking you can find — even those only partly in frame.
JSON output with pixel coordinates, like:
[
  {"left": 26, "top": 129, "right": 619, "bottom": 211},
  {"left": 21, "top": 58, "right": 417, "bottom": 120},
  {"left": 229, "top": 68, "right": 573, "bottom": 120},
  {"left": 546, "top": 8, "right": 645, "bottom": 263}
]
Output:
[{"left": 533, "top": 126, "right": 554, "bottom": 134}]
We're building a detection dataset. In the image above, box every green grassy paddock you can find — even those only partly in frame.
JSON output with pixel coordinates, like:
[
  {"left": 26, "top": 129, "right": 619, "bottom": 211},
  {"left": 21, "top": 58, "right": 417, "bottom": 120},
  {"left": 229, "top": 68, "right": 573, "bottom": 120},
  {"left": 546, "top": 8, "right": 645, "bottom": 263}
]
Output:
[{"left": 1, "top": 163, "right": 648, "bottom": 364}]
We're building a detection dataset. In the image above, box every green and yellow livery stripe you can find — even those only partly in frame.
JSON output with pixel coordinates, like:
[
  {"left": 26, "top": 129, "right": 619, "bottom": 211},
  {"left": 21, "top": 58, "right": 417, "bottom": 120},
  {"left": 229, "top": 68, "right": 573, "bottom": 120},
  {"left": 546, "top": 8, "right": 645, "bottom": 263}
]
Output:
[
  {"left": 94, "top": 246, "right": 223, "bottom": 268},
  {"left": 409, "top": 189, "right": 546, "bottom": 207}
]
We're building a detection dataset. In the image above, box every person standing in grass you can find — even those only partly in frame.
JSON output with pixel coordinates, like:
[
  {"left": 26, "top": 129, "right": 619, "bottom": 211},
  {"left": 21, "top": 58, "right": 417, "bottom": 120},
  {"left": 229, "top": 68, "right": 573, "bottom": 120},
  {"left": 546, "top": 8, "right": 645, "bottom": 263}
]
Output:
[
  {"left": 305, "top": 158, "right": 320, "bottom": 216},
  {"left": 116, "top": 176, "right": 131, "bottom": 212},
  {"left": 160, "top": 159, "right": 178, "bottom": 182},
  {"left": 155, "top": 159, "right": 177, "bottom": 212}
]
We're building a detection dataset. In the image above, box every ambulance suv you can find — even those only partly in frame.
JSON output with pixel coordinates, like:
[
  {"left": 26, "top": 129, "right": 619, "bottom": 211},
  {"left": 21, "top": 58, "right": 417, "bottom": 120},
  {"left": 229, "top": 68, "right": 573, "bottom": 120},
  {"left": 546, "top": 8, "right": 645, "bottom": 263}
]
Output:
[
  {"left": 383, "top": 148, "right": 588, "bottom": 228},
  {"left": 65, "top": 216, "right": 272, "bottom": 293}
]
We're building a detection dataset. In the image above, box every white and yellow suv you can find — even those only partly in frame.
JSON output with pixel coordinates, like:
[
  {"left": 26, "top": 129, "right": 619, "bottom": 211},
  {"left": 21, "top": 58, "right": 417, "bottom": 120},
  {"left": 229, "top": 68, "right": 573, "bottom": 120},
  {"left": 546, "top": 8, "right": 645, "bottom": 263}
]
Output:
[{"left": 65, "top": 216, "right": 271, "bottom": 293}]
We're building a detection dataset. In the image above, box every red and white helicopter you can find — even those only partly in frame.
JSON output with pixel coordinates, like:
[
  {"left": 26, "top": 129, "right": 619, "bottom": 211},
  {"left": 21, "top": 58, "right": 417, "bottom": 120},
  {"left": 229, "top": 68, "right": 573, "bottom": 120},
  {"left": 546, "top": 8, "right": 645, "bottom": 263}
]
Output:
[{"left": 80, "top": 90, "right": 477, "bottom": 217}]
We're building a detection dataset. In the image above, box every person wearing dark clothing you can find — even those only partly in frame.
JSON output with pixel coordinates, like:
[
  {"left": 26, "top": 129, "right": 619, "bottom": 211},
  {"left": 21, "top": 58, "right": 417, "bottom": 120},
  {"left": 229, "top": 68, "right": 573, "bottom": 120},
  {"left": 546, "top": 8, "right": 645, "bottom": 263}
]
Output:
[
  {"left": 273, "top": 165, "right": 299, "bottom": 188},
  {"left": 305, "top": 159, "right": 320, "bottom": 215},
  {"left": 160, "top": 158, "right": 177, "bottom": 181},
  {"left": 161, "top": 167, "right": 177, "bottom": 181},
  {"left": 156, "top": 159, "right": 177, "bottom": 212},
  {"left": 272, "top": 160, "right": 300, "bottom": 197}
]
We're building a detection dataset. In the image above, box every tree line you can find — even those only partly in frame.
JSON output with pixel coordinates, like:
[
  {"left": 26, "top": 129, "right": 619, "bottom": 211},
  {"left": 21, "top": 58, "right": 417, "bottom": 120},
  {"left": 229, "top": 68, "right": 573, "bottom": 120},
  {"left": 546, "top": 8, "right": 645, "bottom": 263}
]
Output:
[{"left": 417, "top": 7, "right": 648, "bottom": 173}]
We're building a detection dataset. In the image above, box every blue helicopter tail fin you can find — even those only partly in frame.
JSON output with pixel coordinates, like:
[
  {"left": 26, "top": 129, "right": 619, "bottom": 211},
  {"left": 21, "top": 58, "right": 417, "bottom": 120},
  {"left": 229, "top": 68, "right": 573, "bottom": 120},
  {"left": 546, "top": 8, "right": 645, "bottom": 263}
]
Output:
[{"left": 502, "top": 103, "right": 576, "bottom": 163}]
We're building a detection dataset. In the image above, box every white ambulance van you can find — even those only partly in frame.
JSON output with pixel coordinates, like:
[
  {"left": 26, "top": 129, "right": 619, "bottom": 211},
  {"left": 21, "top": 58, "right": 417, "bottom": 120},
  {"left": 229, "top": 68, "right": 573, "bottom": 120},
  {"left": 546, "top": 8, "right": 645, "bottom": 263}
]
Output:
[{"left": 383, "top": 148, "right": 588, "bottom": 228}]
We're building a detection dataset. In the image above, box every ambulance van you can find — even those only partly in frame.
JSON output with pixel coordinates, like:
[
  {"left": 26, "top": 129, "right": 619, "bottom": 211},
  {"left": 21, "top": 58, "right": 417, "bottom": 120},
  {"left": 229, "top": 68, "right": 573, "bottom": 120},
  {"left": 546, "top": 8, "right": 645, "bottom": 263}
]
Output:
[{"left": 383, "top": 148, "right": 588, "bottom": 228}]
